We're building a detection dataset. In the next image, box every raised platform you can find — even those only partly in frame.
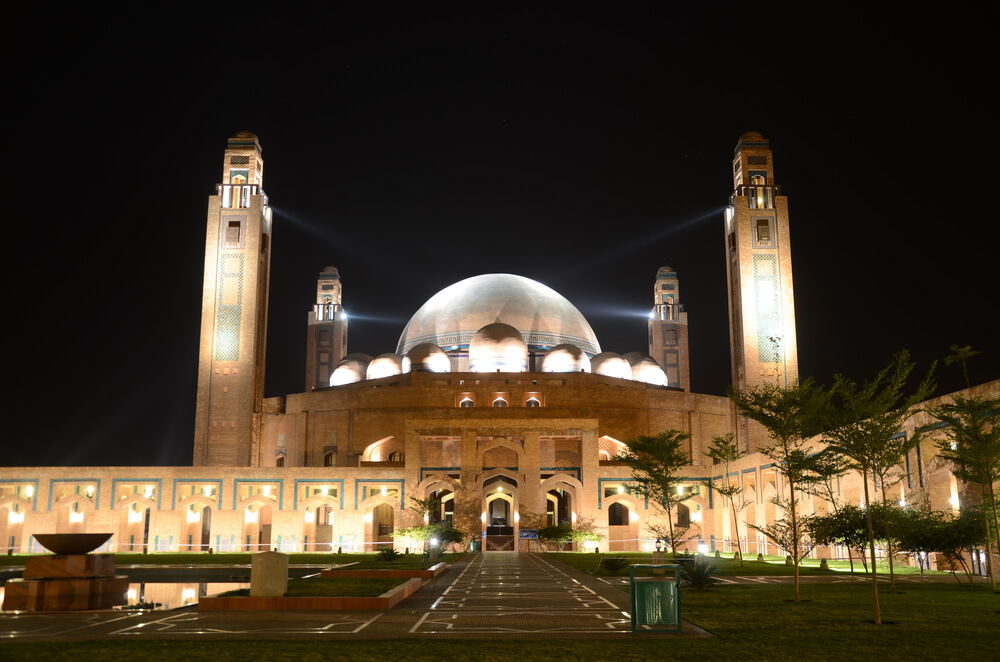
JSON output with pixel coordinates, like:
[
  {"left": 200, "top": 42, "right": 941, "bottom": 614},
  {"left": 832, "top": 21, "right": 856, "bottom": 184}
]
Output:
[
  {"left": 197, "top": 577, "right": 422, "bottom": 611},
  {"left": 319, "top": 562, "right": 446, "bottom": 579}
]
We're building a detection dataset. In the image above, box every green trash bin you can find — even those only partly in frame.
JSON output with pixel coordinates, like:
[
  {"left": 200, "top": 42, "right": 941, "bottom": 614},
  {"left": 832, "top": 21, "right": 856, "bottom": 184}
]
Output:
[{"left": 629, "top": 564, "right": 682, "bottom": 634}]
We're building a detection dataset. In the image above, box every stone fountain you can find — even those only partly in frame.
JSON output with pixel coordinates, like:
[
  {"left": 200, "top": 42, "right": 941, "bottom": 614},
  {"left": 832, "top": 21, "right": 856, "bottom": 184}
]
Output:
[{"left": 2, "top": 533, "right": 128, "bottom": 611}]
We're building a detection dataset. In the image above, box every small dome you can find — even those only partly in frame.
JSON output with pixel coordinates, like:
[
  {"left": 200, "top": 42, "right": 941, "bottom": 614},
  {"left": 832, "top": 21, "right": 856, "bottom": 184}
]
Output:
[
  {"left": 469, "top": 323, "right": 527, "bottom": 373},
  {"left": 738, "top": 131, "right": 766, "bottom": 144},
  {"left": 402, "top": 343, "right": 451, "bottom": 373},
  {"left": 591, "top": 352, "right": 632, "bottom": 380},
  {"left": 330, "top": 353, "right": 373, "bottom": 386},
  {"left": 366, "top": 353, "right": 403, "bottom": 380},
  {"left": 541, "top": 344, "right": 591, "bottom": 373},
  {"left": 623, "top": 352, "right": 668, "bottom": 386}
]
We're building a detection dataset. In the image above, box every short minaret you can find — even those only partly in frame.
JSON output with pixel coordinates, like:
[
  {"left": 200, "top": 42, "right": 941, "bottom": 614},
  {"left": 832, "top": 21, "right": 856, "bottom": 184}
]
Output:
[
  {"left": 305, "top": 266, "right": 348, "bottom": 390},
  {"left": 193, "top": 132, "right": 273, "bottom": 466},
  {"left": 725, "top": 132, "right": 799, "bottom": 447},
  {"left": 647, "top": 266, "right": 690, "bottom": 390}
]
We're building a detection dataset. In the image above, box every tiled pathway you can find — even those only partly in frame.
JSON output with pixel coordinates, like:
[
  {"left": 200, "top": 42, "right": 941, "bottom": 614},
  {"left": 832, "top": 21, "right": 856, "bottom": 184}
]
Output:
[
  {"left": 0, "top": 553, "right": 709, "bottom": 641},
  {"left": 406, "top": 551, "right": 630, "bottom": 635}
]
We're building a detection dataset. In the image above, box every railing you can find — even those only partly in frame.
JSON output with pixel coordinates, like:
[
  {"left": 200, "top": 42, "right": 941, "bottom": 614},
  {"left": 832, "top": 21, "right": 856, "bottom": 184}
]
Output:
[
  {"left": 730, "top": 184, "right": 781, "bottom": 209},
  {"left": 314, "top": 303, "right": 344, "bottom": 322},
  {"left": 217, "top": 183, "right": 267, "bottom": 210}
]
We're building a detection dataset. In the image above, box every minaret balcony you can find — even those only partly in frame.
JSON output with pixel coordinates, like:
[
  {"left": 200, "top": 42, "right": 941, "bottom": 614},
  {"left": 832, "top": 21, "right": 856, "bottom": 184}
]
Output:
[
  {"left": 217, "top": 183, "right": 267, "bottom": 210},
  {"left": 730, "top": 184, "right": 780, "bottom": 210},
  {"left": 314, "top": 303, "right": 344, "bottom": 322}
]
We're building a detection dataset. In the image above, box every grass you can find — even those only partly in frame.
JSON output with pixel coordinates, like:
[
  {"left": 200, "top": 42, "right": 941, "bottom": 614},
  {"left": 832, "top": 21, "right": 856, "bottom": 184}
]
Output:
[
  {"left": 2, "top": 553, "right": 994, "bottom": 660},
  {"left": 546, "top": 551, "right": 955, "bottom": 578},
  {"left": 0, "top": 551, "right": 462, "bottom": 569},
  {"left": 217, "top": 576, "right": 407, "bottom": 597},
  {"left": 2, "top": 581, "right": 997, "bottom": 660}
]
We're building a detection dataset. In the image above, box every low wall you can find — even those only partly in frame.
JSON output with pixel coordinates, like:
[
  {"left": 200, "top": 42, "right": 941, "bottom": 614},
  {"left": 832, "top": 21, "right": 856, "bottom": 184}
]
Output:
[
  {"left": 197, "top": 577, "right": 421, "bottom": 611},
  {"left": 320, "top": 562, "right": 446, "bottom": 579}
]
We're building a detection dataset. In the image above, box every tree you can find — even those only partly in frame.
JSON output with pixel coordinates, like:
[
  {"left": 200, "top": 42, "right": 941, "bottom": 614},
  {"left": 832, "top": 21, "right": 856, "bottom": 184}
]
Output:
[
  {"left": 803, "top": 450, "right": 855, "bottom": 570},
  {"left": 644, "top": 514, "right": 699, "bottom": 556},
  {"left": 894, "top": 507, "right": 988, "bottom": 585},
  {"left": 616, "top": 430, "right": 692, "bottom": 555},
  {"left": 891, "top": 507, "right": 938, "bottom": 575},
  {"left": 810, "top": 505, "right": 874, "bottom": 573},
  {"left": 932, "top": 508, "right": 990, "bottom": 585},
  {"left": 750, "top": 502, "right": 815, "bottom": 565},
  {"left": 923, "top": 394, "right": 1000, "bottom": 593},
  {"left": 944, "top": 344, "right": 980, "bottom": 389},
  {"left": 393, "top": 521, "right": 468, "bottom": 552},
  {"left": 820, "top": 350, "right": 935, "bottom": 624},
  {"left": 538, "top": 522, "right": 574, "bottom": 551},
  {"left": 729, "top": 379, "right": 827, "bottom": 602},
  {"left": 704, "top": 433, "right": 748, "bottom": 565},
  {"left": 407, "top": 495, "right": 442, "bottom": 525}
]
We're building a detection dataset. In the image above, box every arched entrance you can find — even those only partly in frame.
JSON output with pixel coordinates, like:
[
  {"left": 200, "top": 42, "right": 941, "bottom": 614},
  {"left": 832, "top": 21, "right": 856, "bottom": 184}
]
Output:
[
  {"left": 483, "top": 475, "right": 517, "bottom": 551},
  {"left": 178, "top": 496, "right": 214, "bottom": 551},
  {"left": 370, "top": 502, "right": 394, "bottom": 550}
]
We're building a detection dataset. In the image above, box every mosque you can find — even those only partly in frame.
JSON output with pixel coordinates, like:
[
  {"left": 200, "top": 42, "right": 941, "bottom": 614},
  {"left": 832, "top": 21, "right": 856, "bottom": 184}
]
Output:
[{"left": 0, "top": 132, "right": 995, "bottom": 566}]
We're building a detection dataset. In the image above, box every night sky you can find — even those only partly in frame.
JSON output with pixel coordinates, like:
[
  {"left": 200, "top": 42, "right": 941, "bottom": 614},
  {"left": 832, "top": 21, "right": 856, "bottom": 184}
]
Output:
[{"left": 4, "top": 8, "right": 996, "bottom": 467}]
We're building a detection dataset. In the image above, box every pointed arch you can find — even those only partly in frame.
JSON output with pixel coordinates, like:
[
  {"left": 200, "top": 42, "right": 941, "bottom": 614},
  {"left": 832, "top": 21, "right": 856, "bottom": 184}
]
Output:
[
  {"left": 362, "top": 436, "right": 404, "bottom": 462},
  {"left": 598, "top": 435, "right": 628, "bottom": 460},
  {"left": 476, "top": 438, "right": 524, "bottom": 471}
]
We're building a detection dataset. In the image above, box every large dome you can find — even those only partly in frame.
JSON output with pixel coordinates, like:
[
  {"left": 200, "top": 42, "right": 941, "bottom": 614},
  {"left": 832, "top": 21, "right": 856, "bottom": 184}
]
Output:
[{"left": 397, "top": 274, "right": 601, "bottom": 362}]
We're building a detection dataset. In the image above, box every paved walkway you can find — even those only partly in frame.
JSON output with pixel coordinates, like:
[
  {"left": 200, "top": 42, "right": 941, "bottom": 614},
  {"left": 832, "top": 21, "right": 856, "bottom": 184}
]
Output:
[{"left": 0, "top": 553, "right": 709, "bottom": 641}]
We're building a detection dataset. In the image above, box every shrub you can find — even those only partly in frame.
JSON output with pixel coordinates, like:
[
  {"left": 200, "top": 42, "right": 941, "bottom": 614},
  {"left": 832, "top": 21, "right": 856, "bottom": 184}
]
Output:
[
  {"left": 680, "top": 559, "right": 718, "bottom": 590},
  {"left": 599, "top": 556, "right": 631, "bottom": 575},
  {"left": 377, "top": 547, "right": 401, "bottom": 562}
]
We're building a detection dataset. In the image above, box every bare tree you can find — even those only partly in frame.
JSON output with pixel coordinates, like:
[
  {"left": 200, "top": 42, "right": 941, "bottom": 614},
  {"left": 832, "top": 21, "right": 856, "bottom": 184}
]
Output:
[{"left": 705, "top": 433, "right": 748, "bottom": 565}]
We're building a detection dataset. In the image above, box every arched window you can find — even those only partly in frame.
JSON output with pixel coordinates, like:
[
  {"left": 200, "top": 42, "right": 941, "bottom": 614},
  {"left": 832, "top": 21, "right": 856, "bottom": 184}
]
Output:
[
  {"left": 608, "top": 502, "right": 630, "bottom": 526},
  {"left": 459, "top": 398, "right": 475, "bottom": 408},
  {"left": 323, "top": 452, "right": 336, "bottom": 467},
  {"left": 525, "top": 397, "right": 540, "bottom": 408},
  {"left": 275, "top": 456, "right": 284, "bottom": 467},
  {"left": 492, "top": 398, "right": 508, "bottom": 408},
  {"left": 676, "top": 503, "right": 691, "bottom": 528}
]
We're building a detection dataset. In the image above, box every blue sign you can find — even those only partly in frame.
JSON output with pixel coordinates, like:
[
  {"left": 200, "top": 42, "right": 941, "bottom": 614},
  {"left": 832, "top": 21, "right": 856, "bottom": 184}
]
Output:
[{"left": 519, "top": 529, "right": 538, "bottom": 539}]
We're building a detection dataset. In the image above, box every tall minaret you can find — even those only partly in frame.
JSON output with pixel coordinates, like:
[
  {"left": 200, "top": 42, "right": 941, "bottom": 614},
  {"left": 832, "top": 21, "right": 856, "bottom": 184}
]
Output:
[
  {"left": 193, "top": 132, "right": 273, "bottom": 466},
  {"left": 305, "top": 266, "right": 348, "bottom": 391},
  {"left": 648, "top": 266, "right": 690, "bottom": 390},
  {"left": 725, "top": 132, "right": 799, "bottom": 447}
]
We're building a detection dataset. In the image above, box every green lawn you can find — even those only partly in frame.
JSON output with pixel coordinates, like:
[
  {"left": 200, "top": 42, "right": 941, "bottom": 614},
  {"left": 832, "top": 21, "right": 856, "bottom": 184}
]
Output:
[
  {"left": 547, "top": 551, "right": 956, "bottom": 578},
  {"left": 2, "top": 581, "right": 997, "bottom": 661},
  {"left": 1, "top": 553, "right": 995, "bottom": 660},
  {"left": 0, "top": 551, "right": 461, "bottom": 569}
]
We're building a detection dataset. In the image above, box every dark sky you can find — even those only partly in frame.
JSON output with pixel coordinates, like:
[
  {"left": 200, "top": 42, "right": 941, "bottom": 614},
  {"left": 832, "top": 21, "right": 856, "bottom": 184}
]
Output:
[{"left": 4, "top": 8, "right": 996, "bottom": 467}]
